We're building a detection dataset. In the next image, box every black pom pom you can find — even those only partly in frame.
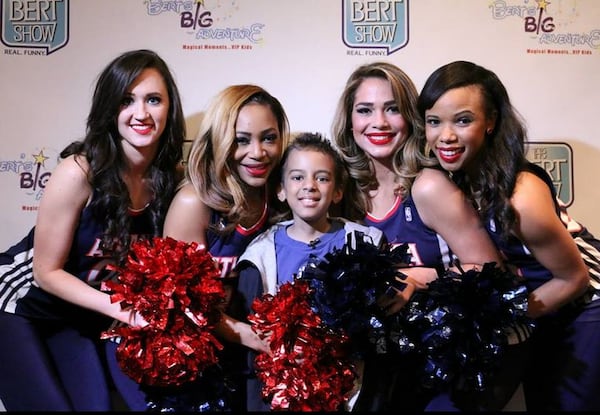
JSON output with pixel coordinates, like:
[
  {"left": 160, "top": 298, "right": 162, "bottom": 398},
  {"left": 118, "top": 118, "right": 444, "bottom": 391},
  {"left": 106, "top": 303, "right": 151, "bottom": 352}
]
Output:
[{"left": 297, "top": 231, "right": 411, "bottom": 357}]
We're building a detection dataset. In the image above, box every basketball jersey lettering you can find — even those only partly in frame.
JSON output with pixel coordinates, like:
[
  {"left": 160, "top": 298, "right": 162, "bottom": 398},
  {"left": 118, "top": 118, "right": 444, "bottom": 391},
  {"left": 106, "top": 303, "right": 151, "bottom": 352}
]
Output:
[
  {"left": 214, "top": 256, "right": 238, "bottom": 279},
  {"left": 389, "top": 241, "right": 424, "bottom": 266},
  {"left": 85, "top": 238, "right": 107, "bottom": 257},
  {"left": 84, "top": 259, "right": 113, "bottom": 283}
]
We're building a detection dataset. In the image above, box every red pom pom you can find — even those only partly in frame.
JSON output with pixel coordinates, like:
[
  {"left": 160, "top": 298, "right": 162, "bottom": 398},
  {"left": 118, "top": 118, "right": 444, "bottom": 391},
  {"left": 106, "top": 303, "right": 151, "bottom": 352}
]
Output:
[
  {"left": 249, "top": 281, "right": 357, "bottom": 411},
  {"left": 101, "top": 237, "right": 226, "bottom": 387}
]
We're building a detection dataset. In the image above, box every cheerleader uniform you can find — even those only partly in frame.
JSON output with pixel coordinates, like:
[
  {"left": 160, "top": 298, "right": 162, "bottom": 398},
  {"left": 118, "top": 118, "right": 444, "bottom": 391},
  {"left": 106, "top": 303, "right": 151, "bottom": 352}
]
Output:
[
  {"left": 365, "top": 192, "right": 531, "bottom": 412},
  {"left": 109, "top": 203, "right": 271, "bottom": 412},
  {"left": 364, "top": 194, "right": 455, "bottom": 269},
  {"left": 363, "top": 195, "right": 459, "bottom": 412},
  {"left": 486, "top": 162, "right": 600, "bottom": 411},
  {"left": 0, "top": 199, "right": 152, "bottom": 411}
]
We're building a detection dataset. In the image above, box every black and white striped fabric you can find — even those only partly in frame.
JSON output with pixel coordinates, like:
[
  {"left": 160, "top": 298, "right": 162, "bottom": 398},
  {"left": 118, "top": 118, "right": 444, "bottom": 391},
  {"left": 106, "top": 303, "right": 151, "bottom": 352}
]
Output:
[{"left": 0, "top": 227, "right": 37, "bottom": 314}]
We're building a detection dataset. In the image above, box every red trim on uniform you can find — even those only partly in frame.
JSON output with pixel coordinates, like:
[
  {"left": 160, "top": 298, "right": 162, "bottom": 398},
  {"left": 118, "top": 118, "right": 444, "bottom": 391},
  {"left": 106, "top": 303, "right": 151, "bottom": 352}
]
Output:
[
  {"left": 236, "top": 201, "right": 268, "bottom": 236},
  {"left": 365, "top": 196, "right": 401, "bottom": 223},
  {"left": 127, "top": 206, "right": 148, "bottom": 217}
]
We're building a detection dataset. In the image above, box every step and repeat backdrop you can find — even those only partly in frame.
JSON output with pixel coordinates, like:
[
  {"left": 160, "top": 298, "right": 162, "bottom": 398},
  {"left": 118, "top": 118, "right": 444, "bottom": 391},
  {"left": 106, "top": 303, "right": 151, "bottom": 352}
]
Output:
[{"left": 1, "top": 0, "right": 599, "bottom": 250}]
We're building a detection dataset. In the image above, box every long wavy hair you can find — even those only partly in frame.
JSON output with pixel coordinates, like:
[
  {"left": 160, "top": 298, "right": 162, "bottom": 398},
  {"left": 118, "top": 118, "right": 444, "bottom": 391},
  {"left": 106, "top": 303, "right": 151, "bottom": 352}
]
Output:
[
  {"left": 60, "top": 49, "right": 185, "bottom": 264},
  {"left": 417, "top": 60, "right": 529, "bottom": 238},
  {"left": 331, "top": 61, "right": 431, "bottom": 220},
  {"left": 185, "top": 84, "right": 290, "bottom": 233}
]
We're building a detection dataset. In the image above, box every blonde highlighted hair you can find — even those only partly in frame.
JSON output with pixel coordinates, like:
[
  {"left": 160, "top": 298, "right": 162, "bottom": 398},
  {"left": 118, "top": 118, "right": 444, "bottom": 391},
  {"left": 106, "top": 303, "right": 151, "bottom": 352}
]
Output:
[{"left": 185, "top": 84, "right": 290, "bottom": 232}]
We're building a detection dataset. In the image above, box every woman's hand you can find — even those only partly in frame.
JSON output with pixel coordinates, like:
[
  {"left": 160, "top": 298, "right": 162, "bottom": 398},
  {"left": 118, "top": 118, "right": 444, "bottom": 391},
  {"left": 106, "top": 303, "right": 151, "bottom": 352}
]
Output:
[
  {"left": 377, "top": 266, "right": 441, "bottom": 315},
  {"left": 245, "top": 327, "right": 272, "bottom": 355},
  {"left": 128, "top": 309, "right": 149, "bottom": 328},
  {"left": 215, "top": 313, "right": 273, "bottom": 355},
  {"left": 377, "top": 275, "right": 416, "bottom": 315}
]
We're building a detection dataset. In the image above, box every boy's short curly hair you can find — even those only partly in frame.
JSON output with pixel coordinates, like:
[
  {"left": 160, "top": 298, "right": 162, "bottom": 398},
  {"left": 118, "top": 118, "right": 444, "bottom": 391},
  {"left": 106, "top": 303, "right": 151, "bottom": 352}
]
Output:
[{"left": 279, "top": 132, "right": 348, "bottom": 189}]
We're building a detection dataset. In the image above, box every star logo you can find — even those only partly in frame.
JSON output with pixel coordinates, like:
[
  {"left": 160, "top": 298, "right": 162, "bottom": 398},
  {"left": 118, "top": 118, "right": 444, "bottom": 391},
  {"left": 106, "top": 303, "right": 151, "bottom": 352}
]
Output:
[
  {"left": 32, "top": 150, "right": 50, "bottom": 167},
  {"left": 536, "top": 0, "right": 551, "bottom": 11}
]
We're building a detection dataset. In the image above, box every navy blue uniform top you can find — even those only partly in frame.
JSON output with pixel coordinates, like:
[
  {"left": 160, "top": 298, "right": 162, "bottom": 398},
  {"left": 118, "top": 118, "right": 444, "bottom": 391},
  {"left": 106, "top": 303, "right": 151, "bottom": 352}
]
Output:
[
  {"left": 206, "top": 203, "right": 269, "bottom": 280},
  {"left": 364, "top": 194, "right": 456, "bottom": 269},
  {"left": 1, "top": 201, "right": 152, "bottom": 329},
  {"left": 484, "top": 162, "right": 600, "bottom": 304}
]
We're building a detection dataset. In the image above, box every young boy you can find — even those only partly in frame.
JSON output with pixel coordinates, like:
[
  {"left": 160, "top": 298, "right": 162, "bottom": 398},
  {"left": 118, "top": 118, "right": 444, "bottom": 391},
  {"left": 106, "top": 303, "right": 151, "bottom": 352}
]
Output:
[{"left": 231, "top": 132, "right": 385, "bottom": 411}]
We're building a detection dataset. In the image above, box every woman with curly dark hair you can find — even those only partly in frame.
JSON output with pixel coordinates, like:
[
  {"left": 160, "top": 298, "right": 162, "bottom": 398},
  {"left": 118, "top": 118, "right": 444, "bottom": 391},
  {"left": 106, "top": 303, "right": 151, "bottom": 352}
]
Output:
[
  {"left": 418, "top": 60, "right": 600, "bottom": 411},
  {"left": 0, "top": 49, "right": 186, "bottom": 410}
]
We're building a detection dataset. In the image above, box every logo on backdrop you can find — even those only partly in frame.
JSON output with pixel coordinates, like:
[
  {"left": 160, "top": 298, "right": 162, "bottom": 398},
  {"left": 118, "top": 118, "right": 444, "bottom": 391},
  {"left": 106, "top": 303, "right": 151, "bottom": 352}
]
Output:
[
  {"left": 489, "top": 0, "right": 599, "bottom": 55},
  {"left": 0, "top": 148, "right": 59, "bottom": 211},
  {"left": 144, "top": 0, "right": 266, "bottom": 51},
  {"left": 342, "top": 0, "right": 409, "bottom": 56},
  {"left": 525, "top": 142, "right": 573, "bottom": 206},
  {"left": 1, "top": 0, "right": 69, "bottom": 55}
]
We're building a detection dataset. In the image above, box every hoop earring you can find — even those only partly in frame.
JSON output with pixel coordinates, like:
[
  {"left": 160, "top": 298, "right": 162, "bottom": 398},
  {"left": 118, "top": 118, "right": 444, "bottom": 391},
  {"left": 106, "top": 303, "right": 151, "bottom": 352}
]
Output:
[{"left": 486, "top": 128, "right": 493, "bottom": 135}]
